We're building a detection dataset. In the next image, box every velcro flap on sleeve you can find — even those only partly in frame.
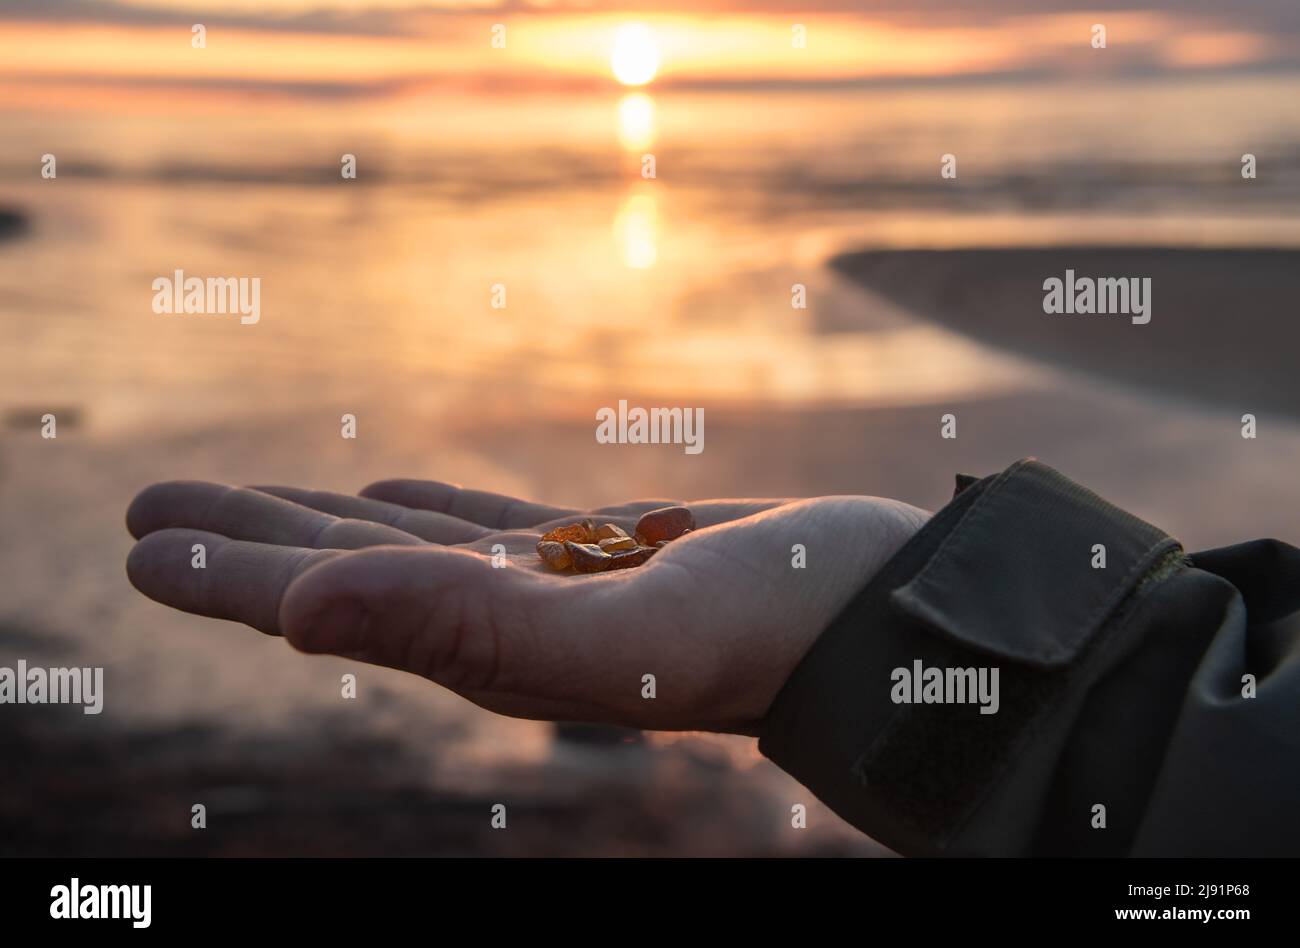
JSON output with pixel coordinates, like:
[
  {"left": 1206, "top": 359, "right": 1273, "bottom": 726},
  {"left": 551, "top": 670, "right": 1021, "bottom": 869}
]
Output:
[{"left": 891, "top": 460, "right": 1177, "bottom": 667}]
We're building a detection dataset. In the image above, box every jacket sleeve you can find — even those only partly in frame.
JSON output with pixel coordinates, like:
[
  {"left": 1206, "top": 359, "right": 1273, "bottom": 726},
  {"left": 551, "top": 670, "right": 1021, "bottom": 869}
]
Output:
[{"left": 758, "top": 458, "right": 1300, "bottom": 856}]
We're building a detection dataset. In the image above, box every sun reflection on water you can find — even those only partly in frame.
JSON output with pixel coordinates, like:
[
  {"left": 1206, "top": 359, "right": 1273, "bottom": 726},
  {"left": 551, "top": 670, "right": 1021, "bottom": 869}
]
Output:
[
  {"left": 616, "top": 92, "right": 656, "bottom": 151},
  {"left": 615, "top": 92, "right": 659, "bottom": 268},
  {"left": 615, "top": 190, "right": 658, "bottom": 269}
]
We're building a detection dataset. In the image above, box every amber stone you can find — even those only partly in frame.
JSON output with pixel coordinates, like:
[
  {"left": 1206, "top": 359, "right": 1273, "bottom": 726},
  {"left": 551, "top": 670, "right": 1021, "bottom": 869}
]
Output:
[
  {"left": 598, "top": 536, "right": 637, "bottom": 553},
  {"left": 536, "top": 540, "right": 572, "bottom": 571},
  {"left": 542, "top": 522, "right": 592, "bottom": 545},
  {"left": 633, "top": 506, "right": 696, "bottom": 545},
  {"left": 539, "top": 512, "right": 690, "bottom": 573},
  {"left": 608, "top": 547, "right": 656, "bottom": 570},
  {"left": 565, "top": 540, "right": 612, "bottom": 573}
]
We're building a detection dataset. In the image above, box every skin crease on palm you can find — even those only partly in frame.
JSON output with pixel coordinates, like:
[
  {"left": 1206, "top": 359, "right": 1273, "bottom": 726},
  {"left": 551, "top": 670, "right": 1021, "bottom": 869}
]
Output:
[{"left": 124, "top": 479, "right": 931, "bottom": 737}]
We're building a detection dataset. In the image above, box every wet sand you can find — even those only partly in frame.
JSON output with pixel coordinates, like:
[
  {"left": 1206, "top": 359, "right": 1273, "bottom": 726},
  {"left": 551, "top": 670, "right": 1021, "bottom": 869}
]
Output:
[
  {"left": 1, "top": 707, "right": 879, "bottom": 857},
  {"left": 832, "top": 247, "right": 1300, "bottom": 416},
  {"left": 4, "top": 243, "right": 1300, "bottom": 856}
]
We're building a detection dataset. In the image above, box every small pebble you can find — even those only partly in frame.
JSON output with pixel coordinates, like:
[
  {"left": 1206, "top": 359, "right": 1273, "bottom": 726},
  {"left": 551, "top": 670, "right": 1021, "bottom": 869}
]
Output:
[
  {"left": 565, "top": 540, "right": 613, "bottom": 573},
  {"left": 536, "top": 540, "right": 572, "bottom": 570},
  {"left": 608, "top": 547, "right": 656, "bottom": 570},
  {"left": 598, "top": 536, "right": 637, "bottom": 552},
  {"left": 536, "top": 510, "right": 691, "bottom": 574},
  {"left": 633, "top": 506, "right": 695, "bottom": 545}
]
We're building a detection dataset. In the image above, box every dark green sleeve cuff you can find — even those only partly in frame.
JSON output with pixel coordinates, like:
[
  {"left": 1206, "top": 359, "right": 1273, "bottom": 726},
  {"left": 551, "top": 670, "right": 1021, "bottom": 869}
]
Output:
[{"left": 758, "top": 459, "right": 1182, "bottom": 856}]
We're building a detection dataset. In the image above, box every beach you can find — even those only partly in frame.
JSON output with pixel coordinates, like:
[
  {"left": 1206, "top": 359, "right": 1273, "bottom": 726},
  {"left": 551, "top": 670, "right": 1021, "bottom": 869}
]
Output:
[
  {"left": 6, "top": 243, "right": 1300, "bottom": 854},
  {"left": 4, "top": 74, "right": 1300, "bottom": 855}
]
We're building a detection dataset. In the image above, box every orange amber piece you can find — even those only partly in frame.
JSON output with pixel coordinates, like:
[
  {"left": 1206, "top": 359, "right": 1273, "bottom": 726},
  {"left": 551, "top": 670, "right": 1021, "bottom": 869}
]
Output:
[
  {"left": 542, "top": 522, "right": 593, "bottom": 545},
  {"left": 540, "top": 511, "right": 689, "bottom": 572}
]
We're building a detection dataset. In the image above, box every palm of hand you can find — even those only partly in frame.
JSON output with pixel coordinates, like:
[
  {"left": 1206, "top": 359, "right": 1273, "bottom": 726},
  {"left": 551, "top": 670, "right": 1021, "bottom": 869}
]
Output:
[{"left": 127, "top": 479, "right": 926, "bottom": 735}]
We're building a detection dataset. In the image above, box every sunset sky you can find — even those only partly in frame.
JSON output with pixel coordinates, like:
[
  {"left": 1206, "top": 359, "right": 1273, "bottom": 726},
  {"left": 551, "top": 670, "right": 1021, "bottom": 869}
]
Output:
[{"left": 2, "top": 0, "right": 1299, "bottom": 108}]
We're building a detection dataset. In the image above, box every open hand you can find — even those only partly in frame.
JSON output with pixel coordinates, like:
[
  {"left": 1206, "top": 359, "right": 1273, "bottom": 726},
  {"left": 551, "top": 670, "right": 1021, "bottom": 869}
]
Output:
[{"left": 126, "top": 480, "right": 927, "bottom": 735}]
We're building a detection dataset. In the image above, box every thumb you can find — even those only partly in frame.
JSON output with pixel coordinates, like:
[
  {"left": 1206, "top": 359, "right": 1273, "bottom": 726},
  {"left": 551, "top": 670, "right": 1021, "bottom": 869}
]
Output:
[{"left": 278, "top": 545, "right": 673, "bottom": 724}]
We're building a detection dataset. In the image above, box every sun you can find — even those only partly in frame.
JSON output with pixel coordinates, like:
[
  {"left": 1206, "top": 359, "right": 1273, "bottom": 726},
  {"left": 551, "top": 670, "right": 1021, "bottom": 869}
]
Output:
[{"left": 611, "top": 24, "right": 660, "bottom": 86}]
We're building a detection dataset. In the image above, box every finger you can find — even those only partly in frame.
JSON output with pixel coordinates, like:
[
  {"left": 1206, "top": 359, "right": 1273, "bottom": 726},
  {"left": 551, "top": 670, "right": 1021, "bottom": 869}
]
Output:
[
  {"left": 546, "top": 500, "right": 792, "bottom": 532},
  {"left": 252, "top": 486, "right": 493, "bottom": 544},
  {"left": 127, "top": 528, "right": 338, "bottom": 635},
  {"left": 532, "top": 513, "right": 640, "bottom": 535},
  {"left": 358, "top": 479, "right": 576, "bottom": 529},
  {"left": 279, "top": 546, "right": 684, "bottom": 725},
  {"left": 127, "top": 482, "right": 424, "bottom": 549},
  {"left": 357, "top": 479, "right": 791, "bottom": 530},
  {"left": 589, "top": 498, "right": 681, "bottom": 516}
]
